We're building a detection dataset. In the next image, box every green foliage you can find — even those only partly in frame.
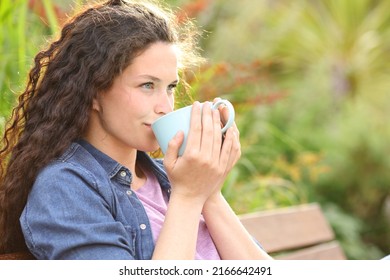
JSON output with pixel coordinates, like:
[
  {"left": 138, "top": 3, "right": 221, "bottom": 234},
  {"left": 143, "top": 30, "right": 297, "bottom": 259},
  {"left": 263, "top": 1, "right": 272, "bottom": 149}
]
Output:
[
  {"left": 0, "top": 0, "right": 52, "bottom": 131},
  {"left": 324, "top": 203, "right": 384, "bottom": 260},
  {"left": 0, "top": 0, "right": 83, "bottom": 132}
]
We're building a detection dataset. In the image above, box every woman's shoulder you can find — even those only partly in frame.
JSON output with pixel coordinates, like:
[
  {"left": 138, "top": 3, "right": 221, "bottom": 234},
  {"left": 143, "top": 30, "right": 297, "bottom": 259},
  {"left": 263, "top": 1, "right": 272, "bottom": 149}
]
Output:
[
  {"left": 41, "top": 142, "right": 99, "bottom": 172},
  {"left": 34, "top": 142, "right": 108, "bottom": 191}
]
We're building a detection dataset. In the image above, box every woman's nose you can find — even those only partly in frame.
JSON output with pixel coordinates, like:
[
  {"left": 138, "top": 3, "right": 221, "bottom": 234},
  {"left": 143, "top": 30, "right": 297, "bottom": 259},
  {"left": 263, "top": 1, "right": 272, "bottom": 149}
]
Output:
[{"left": 155, "top": 93, "right": 173, "bottom": 115}]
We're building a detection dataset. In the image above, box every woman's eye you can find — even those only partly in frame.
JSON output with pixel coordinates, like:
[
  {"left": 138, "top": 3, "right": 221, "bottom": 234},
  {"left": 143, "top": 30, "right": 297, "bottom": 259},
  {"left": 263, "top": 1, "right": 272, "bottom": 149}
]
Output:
[
  {"left": 167, "top": 84, "right": 177, "bottom": 94},
  {"left": 142, "top": 82, "right": 154, "bottom": 90}
]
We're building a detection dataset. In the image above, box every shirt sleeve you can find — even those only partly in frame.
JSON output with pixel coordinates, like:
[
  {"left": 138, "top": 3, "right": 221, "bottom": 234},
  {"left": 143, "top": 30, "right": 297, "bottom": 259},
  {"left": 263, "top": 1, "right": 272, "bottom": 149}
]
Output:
[{"left": 20, "top": 162, "right": 136, "bottom": 260}]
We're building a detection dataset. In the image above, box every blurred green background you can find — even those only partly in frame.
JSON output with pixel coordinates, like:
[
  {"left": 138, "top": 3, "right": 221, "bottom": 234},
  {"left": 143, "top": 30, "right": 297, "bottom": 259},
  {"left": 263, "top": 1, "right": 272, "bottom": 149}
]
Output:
[{"left": 1, "top": 0, "right": 389, "bottom": 259}]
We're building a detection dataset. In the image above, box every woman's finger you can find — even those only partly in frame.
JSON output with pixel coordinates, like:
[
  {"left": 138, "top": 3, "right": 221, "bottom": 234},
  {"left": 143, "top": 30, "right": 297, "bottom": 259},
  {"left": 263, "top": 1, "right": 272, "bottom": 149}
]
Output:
[
  {"left": 211, "top": 106, "right": 223, "bottom": 160},
  {"left": 199, "top": 102, "right": 214, "bottom": 158},
  {"left": 220, "top": 126, "right": 241, "bottom": 172},
  {"left": 184, "top": 101, "right": 202, "bottom": 155},
  {"left": 164, "top": 131, "right": 184, "bottom": 170}
]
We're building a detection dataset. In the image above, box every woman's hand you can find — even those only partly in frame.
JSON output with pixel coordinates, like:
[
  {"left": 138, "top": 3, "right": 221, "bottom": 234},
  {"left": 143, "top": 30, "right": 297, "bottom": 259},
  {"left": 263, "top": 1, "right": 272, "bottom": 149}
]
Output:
[{"left": 163, "top": 101, "right": 240, "bottom": 204}]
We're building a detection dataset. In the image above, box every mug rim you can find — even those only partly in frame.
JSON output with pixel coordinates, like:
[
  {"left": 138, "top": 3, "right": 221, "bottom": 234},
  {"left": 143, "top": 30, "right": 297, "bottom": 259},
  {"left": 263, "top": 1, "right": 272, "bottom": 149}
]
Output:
[
  {"left": 151, "top": 105, "right": 192, "bottom": 127},
  {"left": 151, "top": 99, "right": 234, "bottom": 128}
]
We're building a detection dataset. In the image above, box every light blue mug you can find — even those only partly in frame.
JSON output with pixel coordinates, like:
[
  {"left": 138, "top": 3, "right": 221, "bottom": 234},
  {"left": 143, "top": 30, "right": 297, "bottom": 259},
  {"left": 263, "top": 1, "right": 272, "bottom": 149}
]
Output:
[{"left": 152, "top": 99, "right": 235, "bottom": 156}]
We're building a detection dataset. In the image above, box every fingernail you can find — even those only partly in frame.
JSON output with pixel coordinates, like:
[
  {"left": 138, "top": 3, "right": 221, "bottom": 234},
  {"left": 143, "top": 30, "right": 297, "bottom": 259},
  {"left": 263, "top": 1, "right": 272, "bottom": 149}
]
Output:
[{"left": 175, "top": 131, "right": 182, "bottom": 138}]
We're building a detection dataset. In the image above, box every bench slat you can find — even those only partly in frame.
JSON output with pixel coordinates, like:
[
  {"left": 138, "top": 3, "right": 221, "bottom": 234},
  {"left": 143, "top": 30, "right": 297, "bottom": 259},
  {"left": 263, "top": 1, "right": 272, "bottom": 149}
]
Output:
[
  {"left": 275, "top": 241, "right": 346, "bottom": 260},
  {"left": 239, "top": 203, "right": 338, "bottom": 254},
  {"left": 0, "top": 251, "right": 35, "bottom": 260}
]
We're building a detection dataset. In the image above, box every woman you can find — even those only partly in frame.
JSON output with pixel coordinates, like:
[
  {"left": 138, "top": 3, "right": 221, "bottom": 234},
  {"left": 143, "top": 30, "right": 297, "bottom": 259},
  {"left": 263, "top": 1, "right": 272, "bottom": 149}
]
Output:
[{"left": 0, "top": 0, "right": 272, "bottom": 260}]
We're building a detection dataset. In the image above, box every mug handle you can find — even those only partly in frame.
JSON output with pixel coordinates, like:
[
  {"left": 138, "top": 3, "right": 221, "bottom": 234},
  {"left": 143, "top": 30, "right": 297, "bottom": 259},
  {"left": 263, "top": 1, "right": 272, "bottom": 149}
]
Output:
[{"left": 212, "top": 99, "right": 235, "bottom": 133}]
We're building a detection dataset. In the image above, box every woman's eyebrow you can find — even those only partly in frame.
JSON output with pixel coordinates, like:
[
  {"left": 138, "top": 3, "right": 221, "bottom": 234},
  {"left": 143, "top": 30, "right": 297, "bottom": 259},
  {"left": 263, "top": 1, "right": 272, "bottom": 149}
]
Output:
[
  {"left": 137, "top": 74, "right": 178, "bottom": 84},
  {"left": 137, "top": 74, "right": 161, "bottom": 82}
]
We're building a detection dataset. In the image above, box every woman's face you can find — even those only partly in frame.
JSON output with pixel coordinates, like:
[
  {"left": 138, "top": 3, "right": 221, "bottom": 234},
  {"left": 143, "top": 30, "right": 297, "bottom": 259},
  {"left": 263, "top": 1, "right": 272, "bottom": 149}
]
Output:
[{"left": 88, "top": 42, "right": 179, "bottom": 155}]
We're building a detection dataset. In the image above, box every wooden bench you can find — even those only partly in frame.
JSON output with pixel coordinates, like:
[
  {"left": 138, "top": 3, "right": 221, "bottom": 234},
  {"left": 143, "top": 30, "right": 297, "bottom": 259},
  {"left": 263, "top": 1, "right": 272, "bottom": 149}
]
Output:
[
  {"left": 0, "top": 251, "right": 35, "bottom": 260},
  {"left": 0, "top": 203, "right": 345, "bottom": 260},
  {"left": 239, "top": 202, "right": 346, "bottom": 259}
]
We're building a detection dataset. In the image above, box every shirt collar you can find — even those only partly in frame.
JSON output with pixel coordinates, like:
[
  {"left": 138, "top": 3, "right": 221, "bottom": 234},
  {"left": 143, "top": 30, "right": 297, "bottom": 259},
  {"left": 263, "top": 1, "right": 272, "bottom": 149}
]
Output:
[
  {"left": 76, "top": 139, "right": 170, "bottom": 192},
  {"left": 76, "top": 139, "right": 123, "bottom": 179}
]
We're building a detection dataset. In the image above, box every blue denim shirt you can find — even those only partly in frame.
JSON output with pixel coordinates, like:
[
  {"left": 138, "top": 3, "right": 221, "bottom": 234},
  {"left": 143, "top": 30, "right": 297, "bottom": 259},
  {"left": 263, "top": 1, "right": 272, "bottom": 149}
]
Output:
[{"left": 20, "top": 140, "right": 171, "bottom": 259}]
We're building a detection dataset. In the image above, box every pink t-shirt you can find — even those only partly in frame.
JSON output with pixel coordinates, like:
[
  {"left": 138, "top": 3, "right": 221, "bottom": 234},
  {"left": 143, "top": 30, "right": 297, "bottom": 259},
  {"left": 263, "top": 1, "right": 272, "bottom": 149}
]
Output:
[{"left": 135, "top": 168, "right": 221, "bottom": 260}]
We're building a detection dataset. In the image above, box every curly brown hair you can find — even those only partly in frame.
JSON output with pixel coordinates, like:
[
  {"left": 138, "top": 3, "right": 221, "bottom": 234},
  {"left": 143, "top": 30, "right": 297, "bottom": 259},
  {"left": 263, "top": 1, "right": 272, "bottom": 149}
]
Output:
[{"left": 0, "top": 0, "right": 202, "bottom": 253}]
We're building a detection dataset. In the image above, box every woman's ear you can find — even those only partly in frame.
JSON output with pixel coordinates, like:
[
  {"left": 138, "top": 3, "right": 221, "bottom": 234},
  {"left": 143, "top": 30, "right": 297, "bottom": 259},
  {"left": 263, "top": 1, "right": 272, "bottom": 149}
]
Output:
[{"left": 92, "top": 98, "right": 101, "bottom": 112}]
